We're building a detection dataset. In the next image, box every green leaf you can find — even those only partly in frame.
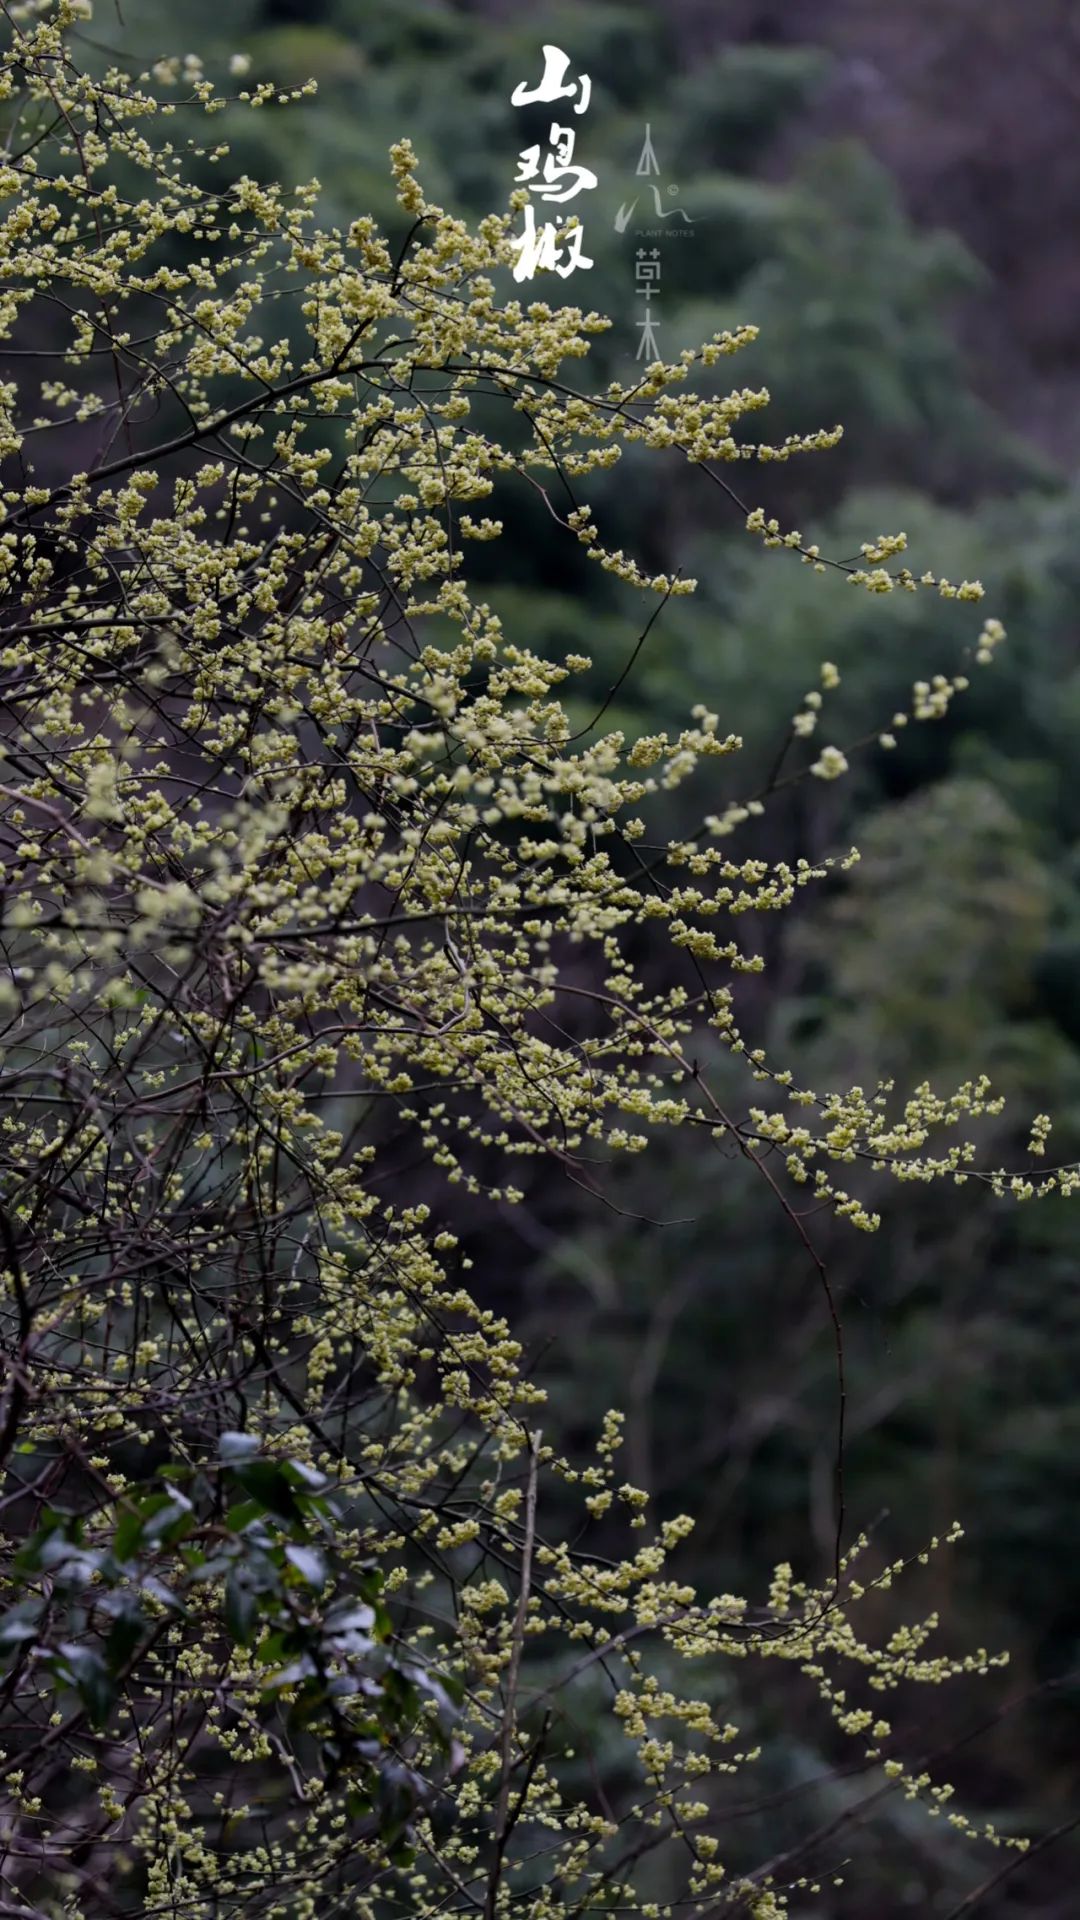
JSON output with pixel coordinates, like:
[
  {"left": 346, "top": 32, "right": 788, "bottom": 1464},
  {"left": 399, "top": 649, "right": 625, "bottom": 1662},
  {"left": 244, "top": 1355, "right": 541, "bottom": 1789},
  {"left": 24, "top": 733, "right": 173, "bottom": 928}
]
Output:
[
  {"left": 225, "top": 1498, "right": 264, "bottom": 1532},
  {"left": 254, "top": 1629, "right": 289, "bottom": 1667},
  {"left": 218, "top": 1431, "right": 260, "bottom": 1463},
  {"left": 261, "top": 1654, "right": 317, "bottom": 1692},
  {"left": 105, "top": 1602, "right": 147, "bottom": 1671},
  {"left": 284, "top": 1544, "right": 327, "bottom": 1589},
  {"left": 283, "top": 1458, "right": 327, "bottom": 1492},
  {"left": 230, "top": 1460, "right": 305, "bottom": 1524},
  {"left": 39, "top": 1537, "right": 104, "bottom": 1587},
  {"left": 113, "top": 1505, "right": 147, "bottom": 1565},
  {"left": 224, "top": 1574, "right": 258, "bottom": 1646},
  {"left": 0, "top": 1601, "right": 42, "bottom": 1652},
  {"left": 141, "top": 1486, "right": 195, "bottom": 1546},
  {"left": 53, "top": 1645, "right": 116, "bottom": 1730},
  {"left": 13, "top": 1508, "right": 73, "bottom": 1574}
]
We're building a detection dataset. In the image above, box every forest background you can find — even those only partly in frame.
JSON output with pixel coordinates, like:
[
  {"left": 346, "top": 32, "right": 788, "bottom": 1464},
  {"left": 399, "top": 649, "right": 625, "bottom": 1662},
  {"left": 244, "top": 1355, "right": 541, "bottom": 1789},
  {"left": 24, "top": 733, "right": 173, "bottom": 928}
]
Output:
[{"left": 32, "top": 0, "right": 1080, "bottom": 1911}]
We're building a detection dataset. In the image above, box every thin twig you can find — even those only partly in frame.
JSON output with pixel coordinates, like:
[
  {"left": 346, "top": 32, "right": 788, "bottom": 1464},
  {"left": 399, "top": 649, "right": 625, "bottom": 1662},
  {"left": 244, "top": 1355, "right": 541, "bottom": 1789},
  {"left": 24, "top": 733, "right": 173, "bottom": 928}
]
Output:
[{"left": 485, "top": 1430, "right": 540, "bottom": 1920}]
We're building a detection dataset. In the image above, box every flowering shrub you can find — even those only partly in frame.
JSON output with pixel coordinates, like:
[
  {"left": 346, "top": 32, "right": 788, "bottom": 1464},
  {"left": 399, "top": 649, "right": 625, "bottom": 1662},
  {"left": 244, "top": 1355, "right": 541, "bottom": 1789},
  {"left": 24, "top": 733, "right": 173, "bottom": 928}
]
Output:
[{"left": 0, "top": 9, "right": 1063, "bottom": 1915}]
